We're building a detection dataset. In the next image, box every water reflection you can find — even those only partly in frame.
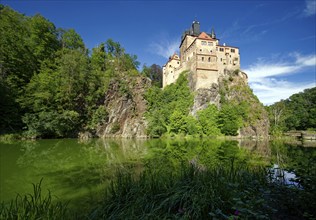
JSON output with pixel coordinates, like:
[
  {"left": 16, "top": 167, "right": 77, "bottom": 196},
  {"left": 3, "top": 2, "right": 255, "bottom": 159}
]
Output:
[
  {"left": 0, "top": 139, "right": 148, "bottom": 207},
  {"left": 270, "top": 164, "right": 298, "bottom": 186},
  {"left": 0, "top": 138, "right": 315, "bottom": 213}
]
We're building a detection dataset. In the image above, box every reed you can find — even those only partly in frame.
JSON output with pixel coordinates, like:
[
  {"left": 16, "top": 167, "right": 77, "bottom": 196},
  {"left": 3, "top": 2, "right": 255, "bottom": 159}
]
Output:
[
  {"left": 93, "top": 163, "right": 276, "bottom": 219},
  {"left": 0, "top": 179, "right": 69, "bottom": 220}
]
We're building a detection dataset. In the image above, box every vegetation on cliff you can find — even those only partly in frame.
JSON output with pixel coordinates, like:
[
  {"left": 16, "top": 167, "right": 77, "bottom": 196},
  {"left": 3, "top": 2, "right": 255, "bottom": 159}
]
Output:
[
  {"left": 145, "top": 70, "right": 269, "bottom": 137},
  {"left": 218, "top": 70, "right": 269, "bottom": 137}
]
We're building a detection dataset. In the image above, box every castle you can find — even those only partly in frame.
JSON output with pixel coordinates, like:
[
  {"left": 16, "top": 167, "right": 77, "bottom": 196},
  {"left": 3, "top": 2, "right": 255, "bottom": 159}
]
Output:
[{"left": 163, "top": 21, "right": 241, "bottom": 89}]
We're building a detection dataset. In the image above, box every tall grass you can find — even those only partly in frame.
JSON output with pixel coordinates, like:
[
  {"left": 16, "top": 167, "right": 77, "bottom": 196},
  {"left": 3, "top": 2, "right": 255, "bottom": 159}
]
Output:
[
  {"left": 1, "top": 165, "right": 314, "bottom": 219},
  {"left": 93, "top": 163, "right": 276, "bottom": 219},
  {"left": 0, "top": 179, "right": 69, "bottom": 220},
  {"left": 91, "top": 161, "right": 316, "bottom": 220}
]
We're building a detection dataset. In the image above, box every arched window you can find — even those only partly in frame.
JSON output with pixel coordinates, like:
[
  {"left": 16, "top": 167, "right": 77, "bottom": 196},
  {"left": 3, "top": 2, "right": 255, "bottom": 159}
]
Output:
[{"left": 208, "top": 57, "right": 211, "bottom": 62}]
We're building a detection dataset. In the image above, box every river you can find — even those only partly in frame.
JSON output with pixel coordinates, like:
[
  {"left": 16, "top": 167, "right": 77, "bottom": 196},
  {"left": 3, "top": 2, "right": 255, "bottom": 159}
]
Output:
[{"left": 0, "top": 138, "right": 315, "bottom": 215}]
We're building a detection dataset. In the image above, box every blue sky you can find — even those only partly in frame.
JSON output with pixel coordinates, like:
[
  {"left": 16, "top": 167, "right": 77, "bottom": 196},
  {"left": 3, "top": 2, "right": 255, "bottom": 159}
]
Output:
[{"left": 2, "top": 0, "right": 316, "bottom": 105}]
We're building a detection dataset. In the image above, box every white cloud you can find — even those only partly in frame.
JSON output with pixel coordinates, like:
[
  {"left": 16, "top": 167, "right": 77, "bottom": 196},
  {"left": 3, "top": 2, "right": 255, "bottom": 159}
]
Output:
[
  {"left": 149, "top": 37, "right": 179, "bottom": 59},
  {"left": 245, "top": 53, "right": 316, "bottom": 83},
  {"left": 293, "top": 53, "right": 316, "bottom": 66},
  {"left": 244, "top": 53, "right": 316, "bottom": 105},
  {"left": 250, "top": 79, "right": 315, "bottom": 105},
  {"left": 304, "top": 0, "right": 316, "bottom": 16}
]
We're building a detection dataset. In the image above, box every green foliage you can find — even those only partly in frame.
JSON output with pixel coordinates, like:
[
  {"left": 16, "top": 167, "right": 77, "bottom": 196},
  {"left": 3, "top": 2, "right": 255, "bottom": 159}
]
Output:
[
  {"left": 219, "top": 104, "right": 243, "bottom": 136},
  {"left": 267, "top": 87, "right": 316, "bottom": 133},
  {"left": 22, "top": 110, "right": 79, "bottom": 138},
  {"left": 0, "top": 81, "right": 21, "bottom": 133},
  {"left": 217, "top": 72, "right": 268, "bottom": 136},
  {"left": 197, "top": 104, "right": 221, "bottom": 136},
  {"left": 59, "top": 28, "right": 85, "bottom": 51},
  {"left": 141, "top": 64, "right": 162, "bottom": 87},
  {"left": 88, "top": 106, "right": 108, "bottom": 130},
  {"left": 144, "top": 72, "right": 196, "bottom": 137},
  {"left": 0, "top": 6, "right": 60, "bottom": 132},
  {"left": 111, "top": 122, "right": 120, "bottom": 134},
  {"left": 0, "top": 6, "right": 146, "bottom": 137}
]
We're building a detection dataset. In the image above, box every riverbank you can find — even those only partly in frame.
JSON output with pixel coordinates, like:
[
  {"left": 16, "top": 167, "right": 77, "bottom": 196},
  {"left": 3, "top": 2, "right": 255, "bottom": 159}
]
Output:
[{"left": 1, "top": 162, "right": 315, "bottom": 219}]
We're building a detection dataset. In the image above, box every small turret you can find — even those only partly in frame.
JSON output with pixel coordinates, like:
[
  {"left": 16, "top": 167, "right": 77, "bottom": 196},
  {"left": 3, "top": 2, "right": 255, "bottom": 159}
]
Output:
[
  {"left": 191, "top": 20, "right": 200, "bottom": 36},
  {"left": 211, "top": 28, "right": 216, "bottom": 39}
]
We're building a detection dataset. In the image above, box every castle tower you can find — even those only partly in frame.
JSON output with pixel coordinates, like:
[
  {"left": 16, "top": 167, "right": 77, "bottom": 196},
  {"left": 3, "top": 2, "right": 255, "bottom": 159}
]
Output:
[
  {"left": 162, "top": 21, "right": 240, "bottom": 89},
  {"left": 191, "top": 20, "right": 200, "bottom": 36}
]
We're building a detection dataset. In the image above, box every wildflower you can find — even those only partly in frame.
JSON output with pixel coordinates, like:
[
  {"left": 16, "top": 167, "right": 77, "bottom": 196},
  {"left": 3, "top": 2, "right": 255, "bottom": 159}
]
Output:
[{"left": 234, "top": 209, "right": 239, "bottom": 215}]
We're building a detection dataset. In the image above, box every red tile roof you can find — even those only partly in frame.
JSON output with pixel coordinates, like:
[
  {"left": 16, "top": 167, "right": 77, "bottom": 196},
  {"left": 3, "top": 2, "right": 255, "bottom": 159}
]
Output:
[{"left": 198, "top": 32, "right": 211, "bottom": 39}]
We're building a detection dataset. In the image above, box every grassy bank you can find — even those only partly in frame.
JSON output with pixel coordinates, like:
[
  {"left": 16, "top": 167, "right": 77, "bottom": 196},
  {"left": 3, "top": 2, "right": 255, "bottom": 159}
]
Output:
[{"left": 2, "top": 163, "right": 315, "bottom": 220}]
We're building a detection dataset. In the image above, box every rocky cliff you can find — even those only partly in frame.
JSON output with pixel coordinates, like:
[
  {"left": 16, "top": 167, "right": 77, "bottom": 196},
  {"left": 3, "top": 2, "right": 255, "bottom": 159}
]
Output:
[
  {"left": 96, "top": 76, "right": 150, "bottom": 138},
  {"left": 96, "top": 69, "right": 269, "bottom": 139},
  {"left": 190, "top": 69, "right": 269, "bottom": 138}
]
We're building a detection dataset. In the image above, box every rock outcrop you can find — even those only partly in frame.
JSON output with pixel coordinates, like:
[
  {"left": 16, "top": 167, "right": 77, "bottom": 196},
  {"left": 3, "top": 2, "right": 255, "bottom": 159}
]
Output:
[
  {"left": 96, "top": 76, "right": 151, "bottom": 138},
  {"left": 190, "top": 69, "right": 269, "bottom": 138},
  {"left": 97, "top": 69, "right": 269, "bottom": 138}
]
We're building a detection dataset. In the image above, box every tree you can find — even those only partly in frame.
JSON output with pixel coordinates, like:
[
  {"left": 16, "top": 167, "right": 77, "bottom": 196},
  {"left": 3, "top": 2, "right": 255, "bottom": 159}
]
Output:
[
  {"left": 142, "top": 64, "right": 162, "bottom": 87},
  {"left": 267, "top": 101, "right": 288, "bottom": 135},
  {"left": 144, "top": 72, "right": 194, "bottom": 137},
  {"left": 21, "top": 49, "right": 90, "bottom": 137},
  {"left": 218, "top": 104, "right": 242, "bottom": 136},
  {"left": 197, "top": 104, "right": 221, "bottom": 136},
  {"left": 0, "top": 6, "right": 60, "bottom": 133},
  {"left": 58, "top": 28, "right": 85, "bottom": 51},
  {"left": 267, "top": 87, "right": 316, "bottom": 132}
]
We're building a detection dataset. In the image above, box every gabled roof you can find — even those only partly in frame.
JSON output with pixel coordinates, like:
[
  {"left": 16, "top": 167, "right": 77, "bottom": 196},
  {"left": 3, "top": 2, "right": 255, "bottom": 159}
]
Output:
[
  {"left": 197, "top": 32, "right": 216, "bottom": 41},
  {"left": 164, "top": 53, "right": 180, "bottom": 66},
  {"left": 198, "top": 32, "right": 211, "bottom": 39}
]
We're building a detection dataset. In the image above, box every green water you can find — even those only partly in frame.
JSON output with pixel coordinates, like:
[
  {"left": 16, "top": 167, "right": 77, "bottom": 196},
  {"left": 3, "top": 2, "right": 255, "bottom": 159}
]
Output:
[{"left": 0, "top": 138, "right": 315, "bottom": 212}]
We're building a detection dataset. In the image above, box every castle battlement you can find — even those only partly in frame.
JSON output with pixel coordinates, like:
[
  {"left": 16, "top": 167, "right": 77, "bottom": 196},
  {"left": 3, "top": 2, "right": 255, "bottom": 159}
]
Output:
[{"left": 163, "top": 21, "right": 240, "bottom": 89}]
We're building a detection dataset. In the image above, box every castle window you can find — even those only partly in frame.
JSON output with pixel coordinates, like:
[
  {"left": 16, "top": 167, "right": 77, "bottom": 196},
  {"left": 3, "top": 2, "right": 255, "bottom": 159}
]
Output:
[
  {"left": 202, "top": 57, "right": 204, "bottom": 62},
  {"left": 220, "top": 58, "right": 222, "bottom": 61},
  {"left": 231, "top": 49, "right": 235, "bottom": 53},
  {"left": 200, "top": 49, "right": 202, "bottom": 52},
  {"left": 169, "top": 65, "right": 172, "bottom": 68},
  {"left": 201, "top": 41, "right": 207, "bottom": 45},
  {"left": 219, "top": 48, "right": 224, "bottom": 52},
  {"left": 208, "top": 57, "right": 211, "bottom": 62},
  {"left": 208, "top": 42, "right": 213, "bottom": 46},
  {"left": 177, "top": 61, "right": 180, "bottom": 64}
]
